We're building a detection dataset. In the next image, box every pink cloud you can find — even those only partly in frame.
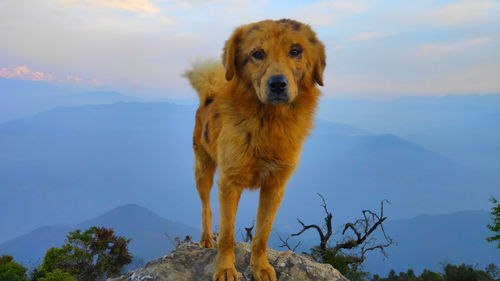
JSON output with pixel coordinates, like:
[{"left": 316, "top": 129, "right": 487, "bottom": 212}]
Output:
[
  {"left": 0, "top": 65, "right": 56, "bottom": 82},
  {"left": 66, "top": 74, "right": 82, "bottom": 83}
]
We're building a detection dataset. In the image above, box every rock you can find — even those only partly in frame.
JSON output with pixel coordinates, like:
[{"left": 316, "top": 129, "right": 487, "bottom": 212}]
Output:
[{"left": 108, "top": 241, "right": 348, "bottom": 281}]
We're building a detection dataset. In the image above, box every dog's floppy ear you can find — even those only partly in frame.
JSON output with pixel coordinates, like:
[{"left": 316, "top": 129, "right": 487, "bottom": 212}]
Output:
[
  {"left": 222, "top": 27, "right": 243, "bottom": 81},
  {"left": 313, "top": 41, "right": 326, "bottom": 86}
]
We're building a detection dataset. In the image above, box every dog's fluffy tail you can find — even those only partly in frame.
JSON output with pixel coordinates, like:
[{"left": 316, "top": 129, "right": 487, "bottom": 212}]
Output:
[{"left": 184, "top": 59, "right": 225, "bottom": 105}]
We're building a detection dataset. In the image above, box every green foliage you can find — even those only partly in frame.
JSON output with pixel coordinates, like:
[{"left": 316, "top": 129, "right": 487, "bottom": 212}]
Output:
[
  {"left": 308, "top": 246, "right": 368, "bottom": 281},
  {"left": 37, "top": 226, "right": 132, "bottom": 281},
  {"left": 420, "top": 269, "right": 444, "bottom": 281},
  {"left": 373, "top": 263, "right": 499, "bottom": 281},
  {"left": 38, "top": 269, "right": 75, "bottom": 281},
  {"left": 0, "top": 255, "right": 28, "bottom": 281},
  {"left": 487, "top": 197, "right": 500, "bottom": 248}
]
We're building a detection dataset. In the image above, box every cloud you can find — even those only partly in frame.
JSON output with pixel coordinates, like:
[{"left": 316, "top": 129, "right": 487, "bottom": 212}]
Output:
[
  {"left": 424, "top": 0, "right": 495, "bottom": 25},
  {"left": 350, "top": 32, "right": 387, "bottom": 41},
  {"left": 59, "top": 0, "right": 159, "bottom": 13},
  {"left": 89, "top": 78, "right": 104, "bottom": 86},
  {"left": 0, "top": 65, "right": 105, "bottom": 86},
  {"left": 295, "top": 0, "right": 369, "bottom": 26},
  {"left": 0, "top": 65, "right": 57, "bottom": 82},
  {"left": 66, "top": 74, "right": 82, "bottom": 83},
  {"left": 416, "top": 37, "right": 493, "bottom": 58},
  {"left": 325, "top": 61, "right": 500, "bottom": 97}
]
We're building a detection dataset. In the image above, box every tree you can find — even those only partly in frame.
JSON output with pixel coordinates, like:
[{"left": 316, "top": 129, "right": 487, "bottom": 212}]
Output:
[
  {"left": 40, "top": 226, "right": 132, "bottom": 281},
  {"left": 374, "top": 264, "right": 499, "bottom": 281},
  {"left": 487, "top": 197, "right": 500, "bottom": 248},
  {"left": 420, "top": 269, "right": 444, "bottom": 281},
  {"left": 0, "top": 255, "right": 28, "bottom": 281},
  {"left": 289, "top": 194, "right": 393, "bottom": 280},
  {"left": 443, "top": 263, "right": 493, "bottom": 281},
  {"left": 38, "top": 269, "right": 75, "bottom": 281}
]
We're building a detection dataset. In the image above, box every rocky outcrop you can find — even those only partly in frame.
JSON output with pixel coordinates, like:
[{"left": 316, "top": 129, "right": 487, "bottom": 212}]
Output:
[{"left": 108, "top": 242, "right": 348, "bottom": 281}]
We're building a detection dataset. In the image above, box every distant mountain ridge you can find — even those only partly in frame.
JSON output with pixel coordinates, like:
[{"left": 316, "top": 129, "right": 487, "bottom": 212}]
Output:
[
  {"left": 0, "top": 77, "right": 141, "bottom": 123},
  {"left": 1, "top": 205, "right": 497, "bottom": 276},
  {"left": 0, "top": 101, "right": 496, "bottom": 243},
  {"left": 364, "top": 210, "right": 499, "bottom": 275},
  {"left": 317, "top": 94, "right": 500, "bottom": 177},
  {"left": 0, "top": 204, "right": 200, "bottom": 267}
]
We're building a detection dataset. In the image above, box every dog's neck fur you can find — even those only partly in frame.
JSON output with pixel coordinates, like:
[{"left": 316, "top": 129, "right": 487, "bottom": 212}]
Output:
[{"left": 222, "top": 78, "right": 320, "bottom": 151}]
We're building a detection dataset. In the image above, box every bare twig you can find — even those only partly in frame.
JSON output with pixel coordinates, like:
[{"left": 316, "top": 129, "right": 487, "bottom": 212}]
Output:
[
  {"left": 292, "top": 195, "right": 393, "bottom": 267},
  {"left": 278, "top": 234, "right": 301, "bottom": 252},
  {"left": 164, "top": 232, "right": 177, "bottom": 247}
]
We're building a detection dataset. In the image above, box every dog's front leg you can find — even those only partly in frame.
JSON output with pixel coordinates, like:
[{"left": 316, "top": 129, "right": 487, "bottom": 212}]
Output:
[
  {"left": 251, "top": 182, "right": 286, "bottom": 281},
  {"left": 213, "top": 179, "right": 243, "bottom": 281}
]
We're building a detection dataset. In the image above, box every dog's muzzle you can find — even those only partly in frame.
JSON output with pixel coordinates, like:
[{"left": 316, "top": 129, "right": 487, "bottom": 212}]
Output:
[{"left": 267, "top": 75, "right": 289, "bottom": 104}]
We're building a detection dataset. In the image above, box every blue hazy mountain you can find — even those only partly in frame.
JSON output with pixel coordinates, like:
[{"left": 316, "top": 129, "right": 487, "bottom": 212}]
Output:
[
  {"left": 0, "top": 101, "right": 497, "bottom": 243},
  {"left": 364, "top": 210, "right": 499, "bottom": 275},
  {"left": 318, "top": 94, "right": 500, "bottom": 177},
  {"left": 0, "top": 224, "right": 72, "bottom": 267},
  {"left": 1, "top": 205, "right": 497, "bottom": 276},
  {"left": 0, "top": 78, "right": 141, "bottom": 122},
  {"left": 0, "top": 204, "right": 200, "bottom": 267}
]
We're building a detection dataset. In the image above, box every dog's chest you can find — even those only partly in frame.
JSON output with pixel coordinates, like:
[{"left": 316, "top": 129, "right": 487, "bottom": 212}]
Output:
[{"left": 244, "top": 125, "right": 302, "bottom": 184}]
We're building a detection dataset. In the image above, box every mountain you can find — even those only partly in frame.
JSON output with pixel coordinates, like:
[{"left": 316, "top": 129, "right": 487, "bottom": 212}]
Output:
[
  {"left": 364, "top": 210, "right": 500, "bottom": 275},
  {"left": 0, "top": 78, "right": 141, "bottom": 122},
  {"left": 76, "top": 204, "right": 200, "bottom": 261},
  {"left": 0, "top": 204, "right": 201, "bottom": 267},
  {"left": 0, "top": 224, "right": 72, "bottom": 267},
  {"left": 0, "top": 101, "right": 497, "bottom": 243},
  {"left": 317, "top": 94, "right": 500, "bottom": 177}
]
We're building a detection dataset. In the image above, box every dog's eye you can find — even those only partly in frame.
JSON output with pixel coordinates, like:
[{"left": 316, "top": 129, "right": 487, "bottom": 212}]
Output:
[
  {"left": 289, "top": 44, "right": 303, "bottom": 58},
  {"left": 289, "top": 48, "right": 302, "bottom": 58},
  {"left": 252, "top": 50, "right": 265, "bottom": 60}
]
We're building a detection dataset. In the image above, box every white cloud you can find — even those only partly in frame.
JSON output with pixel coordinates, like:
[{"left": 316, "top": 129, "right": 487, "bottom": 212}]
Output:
[
  {"left": 59, "top": 0, "right": 159, "bottom": 13},
  {"left": 295, "top": 0, "right": 369, "bottom": 26},
  {"left": 424, "top": 0, "right": 496, "bottom": 25},
  {"left": 325, "top": 61, "right": 500, "bottom": 97},
  {"left": 350, "top": 32, "right": 387, "bottom": 41},
  {"left": 416, "top": 37, "right": 493, "bottom": 58},
  {"left": 0, "top": 65, "right": 57, "bottom": 82}
]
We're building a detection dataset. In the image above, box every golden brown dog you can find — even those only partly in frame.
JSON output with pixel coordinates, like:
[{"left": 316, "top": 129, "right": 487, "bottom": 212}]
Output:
[{"left": 185, "top": 19, "right": 325, "bottom": 281}]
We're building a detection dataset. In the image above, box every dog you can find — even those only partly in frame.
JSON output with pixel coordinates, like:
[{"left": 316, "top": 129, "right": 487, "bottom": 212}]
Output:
[{"left": 185, "top": 19, "right": 325, "bottom": 281}]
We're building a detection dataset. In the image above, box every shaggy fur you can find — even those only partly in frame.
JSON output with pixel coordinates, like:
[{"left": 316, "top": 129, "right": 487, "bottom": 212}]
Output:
[{"left": 185, "top": 19, "right": 325, "bottom": 281}]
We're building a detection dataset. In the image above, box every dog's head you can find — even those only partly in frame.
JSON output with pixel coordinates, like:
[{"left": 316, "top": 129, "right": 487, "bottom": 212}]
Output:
[{"left": 222, "top": 19, "right": 326, "bottom": 105}]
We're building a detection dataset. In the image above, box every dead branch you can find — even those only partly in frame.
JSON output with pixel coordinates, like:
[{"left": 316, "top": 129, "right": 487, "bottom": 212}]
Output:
[
  {"left": 242, "top": 221, "right": 255, "bottom": 242},
  {"left": 164, "top": 232, "right": 178, "bottom": 247},
  {"left": 277, "top": 234, "right": 301, "bottom": 252},
  {"left": 291, "top": 193, "right": 333, "bottom": 259},
  {"left": 291, "top": 195, "right": 393, "bottom": 267},
  {"left": 332, "top": 199, "right": 393, "bottom": 267}
]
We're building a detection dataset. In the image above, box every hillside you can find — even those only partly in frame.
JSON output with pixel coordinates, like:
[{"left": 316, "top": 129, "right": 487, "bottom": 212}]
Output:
[
  {"left": 364, "top": 210, "right": 500, "bottom": 275},
  {"left": 317, "top": 94, "right": 500, "bottom": 177},
  {"left": 0, "top": 102, "right": 497, "bottom": 242},
  {"left": 0, "top": 78, "right": 140, "bottom": 122},
  {"left": 0, "top": 204, "right": 200, "bottom": 267},
  {"left": 1, "top": 206, "right": 497, "bottom": 276}
]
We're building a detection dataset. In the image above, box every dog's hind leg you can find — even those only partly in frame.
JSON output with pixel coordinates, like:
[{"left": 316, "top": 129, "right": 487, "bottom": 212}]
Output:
[{"left": 194, "top": 146, "right": 216, "bottom": 248}]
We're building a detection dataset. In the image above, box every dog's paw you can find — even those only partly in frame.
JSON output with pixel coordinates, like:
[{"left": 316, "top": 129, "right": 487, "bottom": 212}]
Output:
[
  {"left": 200, "top": 233, "right": 215, "bottom": 248},
  {"left": 251, "top": 263, "right": 277, "bottom": 281},
  {"left": 213, "top": 266, "right": 239, "bottom": 281}
]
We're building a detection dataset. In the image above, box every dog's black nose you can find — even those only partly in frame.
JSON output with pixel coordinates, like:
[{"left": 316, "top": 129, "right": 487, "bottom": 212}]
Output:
[{"left": 268, "top": 75, "right": 288, "bottom": 94}]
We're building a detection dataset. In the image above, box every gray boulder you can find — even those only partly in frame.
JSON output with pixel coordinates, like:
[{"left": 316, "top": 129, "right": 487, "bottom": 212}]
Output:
[{"left": 108, "top": 241, "right": 348, "bottom": 281}]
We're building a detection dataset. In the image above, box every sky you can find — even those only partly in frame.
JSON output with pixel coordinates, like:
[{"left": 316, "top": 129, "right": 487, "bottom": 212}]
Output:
[{"left": 0, "top": 0, "right": 499, "bottom": 99}]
